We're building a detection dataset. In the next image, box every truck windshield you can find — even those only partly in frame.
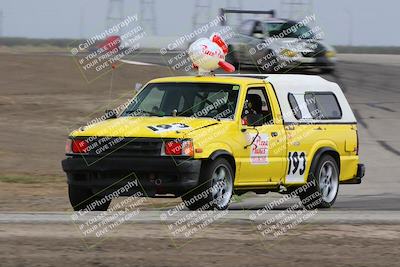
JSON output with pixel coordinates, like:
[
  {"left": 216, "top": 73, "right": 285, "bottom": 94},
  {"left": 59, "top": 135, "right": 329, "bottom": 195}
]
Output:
[
  {"left": 122, "top": 82, "right": 240, "bottom": 119},
  {"left": 266, "top": 22, "right": 315, "bottom": 39}
]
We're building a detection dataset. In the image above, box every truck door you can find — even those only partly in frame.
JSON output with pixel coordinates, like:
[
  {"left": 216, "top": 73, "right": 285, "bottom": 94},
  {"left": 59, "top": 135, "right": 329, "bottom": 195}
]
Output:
[{"left": 236, "top": 86, "right": 286, "bottom": 185}]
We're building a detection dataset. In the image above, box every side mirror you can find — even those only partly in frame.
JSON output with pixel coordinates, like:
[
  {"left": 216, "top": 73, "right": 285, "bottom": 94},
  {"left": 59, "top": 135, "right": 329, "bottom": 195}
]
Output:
[
  {"left": 247, "top": 114, "right": 263, "bottom": 127},
  {"left": 105, "top": 109, "right": 118, "bottom": 120}
]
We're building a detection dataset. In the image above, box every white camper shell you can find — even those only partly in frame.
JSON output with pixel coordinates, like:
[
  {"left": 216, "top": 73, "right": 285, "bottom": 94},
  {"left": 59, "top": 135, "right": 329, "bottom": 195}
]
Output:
[{"left": 219, "top": 74, "right": 356, "bottom": 124}]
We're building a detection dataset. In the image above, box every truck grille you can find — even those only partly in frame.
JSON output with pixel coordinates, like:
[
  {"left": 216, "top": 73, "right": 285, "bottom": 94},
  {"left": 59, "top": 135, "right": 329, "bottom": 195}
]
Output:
[
  {"left": 301, "top": 51, "right": 317, "bottom": 58},
  {"left": 80, "top": 137, "right": 163, "bottom": 157}
]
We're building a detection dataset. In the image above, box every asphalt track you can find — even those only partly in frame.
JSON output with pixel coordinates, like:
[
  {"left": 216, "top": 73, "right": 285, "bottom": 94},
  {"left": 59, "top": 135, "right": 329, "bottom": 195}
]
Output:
[
  {"left": 0, "top": 210, "right": 399, "bottom": 224},
  {"left": 1, "top": 52, "right": 400, "bottom": 223}
]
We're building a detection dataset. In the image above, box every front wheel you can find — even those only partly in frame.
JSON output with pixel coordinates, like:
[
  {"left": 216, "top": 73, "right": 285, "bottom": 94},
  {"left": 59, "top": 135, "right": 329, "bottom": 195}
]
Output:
[
  {"left": 182, "top": 158, "right": 234, "bottom": 211},
  {"left": 68, "top": 184, "right": 111, "bottom": 211},
  {"left": 299, "top": 154, "right": 339, "bottom": 209}
]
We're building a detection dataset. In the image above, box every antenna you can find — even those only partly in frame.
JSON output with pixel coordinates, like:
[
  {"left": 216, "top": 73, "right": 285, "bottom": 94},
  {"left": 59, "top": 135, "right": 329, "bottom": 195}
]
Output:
[
  {"left": 280, "top": 0, "right": 314, "bottom": 20},
  {"left": 106, "top": 0, "right": 124, "bottom": 29},
  {"left": 140, "top": 0, "right": 157, "bottom": 35},
  {"left": 192, "top": 0, "right": 211, "bottom": 30}
]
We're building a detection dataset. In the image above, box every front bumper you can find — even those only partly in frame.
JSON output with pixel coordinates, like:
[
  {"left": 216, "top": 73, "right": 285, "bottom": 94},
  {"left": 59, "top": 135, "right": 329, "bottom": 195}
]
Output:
[{"left": 61, "top": 156, "right": 202, "bottom": 197}]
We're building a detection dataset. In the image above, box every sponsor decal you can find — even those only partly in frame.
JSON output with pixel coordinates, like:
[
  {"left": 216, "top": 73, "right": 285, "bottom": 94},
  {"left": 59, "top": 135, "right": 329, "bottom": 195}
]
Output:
[{"left": 249, "top": 133, "right": 269, "bottom": 165}]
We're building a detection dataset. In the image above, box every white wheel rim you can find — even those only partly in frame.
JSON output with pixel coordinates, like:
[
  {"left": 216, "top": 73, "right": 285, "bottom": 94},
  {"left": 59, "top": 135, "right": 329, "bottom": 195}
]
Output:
[
  {"left": 211, "top": 165, "right": 233, "bottom": 209},
  {"left": 318, "top": 161, "right": 338, "bottom": 203}
]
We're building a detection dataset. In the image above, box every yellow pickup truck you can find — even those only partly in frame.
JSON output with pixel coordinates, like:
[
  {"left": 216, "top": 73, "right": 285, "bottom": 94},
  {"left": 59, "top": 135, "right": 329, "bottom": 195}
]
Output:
[{"left": 62, "top": 74, "right": 364, "bottom": 211}]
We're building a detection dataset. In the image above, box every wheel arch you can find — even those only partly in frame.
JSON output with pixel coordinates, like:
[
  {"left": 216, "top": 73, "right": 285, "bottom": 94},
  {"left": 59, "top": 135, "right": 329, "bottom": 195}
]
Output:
[
  {"left": 309, "top": 147, "right": 340, "bottom": 178},
  {"left": 208, "top": 149, "right": 236, "bottom": 176}
]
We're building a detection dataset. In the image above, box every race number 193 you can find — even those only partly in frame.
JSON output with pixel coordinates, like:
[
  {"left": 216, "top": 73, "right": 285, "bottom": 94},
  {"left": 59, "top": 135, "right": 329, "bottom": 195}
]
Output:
[{"left": 287, "top": 151, "right": 306, "bottom": 182}]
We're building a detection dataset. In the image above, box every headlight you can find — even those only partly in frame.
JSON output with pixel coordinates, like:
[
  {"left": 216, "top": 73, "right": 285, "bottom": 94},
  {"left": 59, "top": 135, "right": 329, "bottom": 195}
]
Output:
[
  {"left": 162, "top": 140, "right": 194, "bottom": 156},
  {"left": 67, "top": 138, "right": 89, "bottom": 153},
  {"left": 280, "top": 49, "right": 298, "bottom": 58},
  {"left": 325, "top": 51, "right": 336, "bottom": 58}
]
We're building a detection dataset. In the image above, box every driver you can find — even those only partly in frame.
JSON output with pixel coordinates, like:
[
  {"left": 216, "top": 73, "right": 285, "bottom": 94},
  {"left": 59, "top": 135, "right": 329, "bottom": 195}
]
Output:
[{"left": 242, "top": 94, "right": 263, "bottom": 125}]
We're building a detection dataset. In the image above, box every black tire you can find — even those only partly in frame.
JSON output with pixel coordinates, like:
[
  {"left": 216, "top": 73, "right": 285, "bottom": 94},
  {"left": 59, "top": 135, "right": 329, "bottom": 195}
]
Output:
[
  {"left": 182, "top": 158, "right": 234, "bottom": 211},
  {"left": 321, "top": 67, "right": 335, "bottom": 74},
  {"left": 68, "top": 184, "right": 111, "bottom": 211},
  {"left": 299, "top": 154, "right": 339, "bottom": 209}
]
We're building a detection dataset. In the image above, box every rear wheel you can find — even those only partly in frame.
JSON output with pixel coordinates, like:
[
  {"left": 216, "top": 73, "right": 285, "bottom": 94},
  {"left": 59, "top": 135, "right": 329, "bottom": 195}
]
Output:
[
  {"left": 182, "top": 158, "right": 234, "bottom": 210},
  {"left": 299, "top": 154, "right": 339, "bottom": 209},
  {"left": 68, "top": 184, "right": 111, "bottom": 211}
]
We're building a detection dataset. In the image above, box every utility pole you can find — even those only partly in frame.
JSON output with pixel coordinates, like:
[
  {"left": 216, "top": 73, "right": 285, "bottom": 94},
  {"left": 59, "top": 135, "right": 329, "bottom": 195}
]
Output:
[
  {"left": 140, "top": 0, "right": 157, "bottom": 35},
  {"left": 192, "top": 0, "right": 211, "bottom": 30},
  {"left": 344, "top": 9, "right": 353, "bottom": 46},
  {"left": 280, "top": 0, "right": 314, "bottom": 20},
  {"left": 0, "top": 10, "right": 3, "bottom": 37},
  {"left": 224, "top": 0, "right": 243, "bottom": 26},
  {"left": 79, "top": 7, "right": 84, "bottom": 39},
  {"left": 106, "top": 0, "right": 124, "bottom": 29}
]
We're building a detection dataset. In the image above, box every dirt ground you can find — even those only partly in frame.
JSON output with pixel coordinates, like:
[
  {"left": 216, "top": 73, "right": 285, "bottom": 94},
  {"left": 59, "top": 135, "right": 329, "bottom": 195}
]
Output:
[
  {"left": 0, "top": 53, "right": 175, "bottom": 211},
  {"left": 0, "top": 53, "right": 171, "bottom": 178},
  {"left": 0, "top": 223, "right": 399, "bottom": 267},
  {"left": 0, "top": 182, "right": 68, "bottom": 211}
]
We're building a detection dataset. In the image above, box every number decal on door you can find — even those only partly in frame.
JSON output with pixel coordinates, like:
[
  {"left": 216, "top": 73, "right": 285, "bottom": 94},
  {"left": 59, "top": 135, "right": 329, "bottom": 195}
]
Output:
[{"left": 287, "top": 152, "right": 306, "bottom": 183}]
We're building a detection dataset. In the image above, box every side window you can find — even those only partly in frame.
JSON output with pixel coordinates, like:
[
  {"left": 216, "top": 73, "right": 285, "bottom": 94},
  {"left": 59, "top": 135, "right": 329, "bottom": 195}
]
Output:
[
  {"left": 238, "top": 20, "right": 255, "bottom": 36},
  {"left": 304, "top": 92, "right": 342, "bottom": 120},
  {"left": 288, "top": 93, "right": 302, "bottom": 120},
  {"left": 241, "top": 87, "right": 273, "bottom": 124},
  {"left": 253, "top": 21, "right": 263, "bottom": 34}
]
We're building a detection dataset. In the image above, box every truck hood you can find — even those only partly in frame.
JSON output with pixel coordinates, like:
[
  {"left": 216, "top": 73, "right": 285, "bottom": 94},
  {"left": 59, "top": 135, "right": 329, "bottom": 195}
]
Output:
[{"left": 69, "top": 116, "right": 221, "bottom": 139}]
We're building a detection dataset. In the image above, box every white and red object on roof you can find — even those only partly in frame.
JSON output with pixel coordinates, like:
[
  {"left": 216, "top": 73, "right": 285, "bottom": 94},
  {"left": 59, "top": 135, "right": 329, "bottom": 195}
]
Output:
[{"left": 188, "top": 33, "right": 235, "bottom": 75}]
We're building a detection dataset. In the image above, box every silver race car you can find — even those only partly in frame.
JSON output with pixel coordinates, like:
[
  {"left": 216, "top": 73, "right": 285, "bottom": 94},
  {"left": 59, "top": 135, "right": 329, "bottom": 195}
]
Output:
[{"left": 221, "top": 9, "right": 336, "bottom": 73}]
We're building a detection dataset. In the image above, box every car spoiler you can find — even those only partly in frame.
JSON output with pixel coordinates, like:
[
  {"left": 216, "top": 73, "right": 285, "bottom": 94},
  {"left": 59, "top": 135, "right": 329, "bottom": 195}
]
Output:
[{"left": 219, "top": 8, "right": 276, "bottom": 26}]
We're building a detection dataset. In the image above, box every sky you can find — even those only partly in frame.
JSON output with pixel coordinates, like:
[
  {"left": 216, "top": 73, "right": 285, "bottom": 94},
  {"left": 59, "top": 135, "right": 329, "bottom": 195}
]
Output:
[{"left": 0, "top": 0, "right": 398, "bottom": 46}]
